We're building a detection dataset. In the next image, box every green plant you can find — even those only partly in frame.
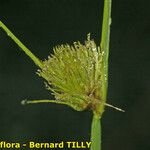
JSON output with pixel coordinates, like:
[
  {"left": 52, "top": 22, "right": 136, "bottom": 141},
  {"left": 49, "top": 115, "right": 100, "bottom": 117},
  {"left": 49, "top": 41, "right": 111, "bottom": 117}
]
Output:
[{"left": 0, "top": 0, "right": 124, "bottom": 149}]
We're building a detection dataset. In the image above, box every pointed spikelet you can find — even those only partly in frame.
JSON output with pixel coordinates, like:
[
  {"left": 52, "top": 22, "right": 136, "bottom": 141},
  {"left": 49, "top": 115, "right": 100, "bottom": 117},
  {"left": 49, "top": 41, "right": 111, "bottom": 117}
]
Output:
[{"left": 37, "top": 34, "right": 104, "bottom": 112}]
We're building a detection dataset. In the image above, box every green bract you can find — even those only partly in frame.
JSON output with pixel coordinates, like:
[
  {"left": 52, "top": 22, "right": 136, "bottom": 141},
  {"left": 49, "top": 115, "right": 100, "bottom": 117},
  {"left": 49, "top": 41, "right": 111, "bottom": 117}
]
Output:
[{"left": 38, "top": 34, "right": 104, "bottom": 113}]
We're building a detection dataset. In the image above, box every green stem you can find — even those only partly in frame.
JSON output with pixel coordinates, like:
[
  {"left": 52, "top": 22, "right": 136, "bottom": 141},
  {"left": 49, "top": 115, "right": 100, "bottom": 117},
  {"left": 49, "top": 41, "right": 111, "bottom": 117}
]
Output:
[
  {"left": 99, "top": 0, "right": 112, "bottom": 117},
  {"left": 91, "top": 0, "right": 112, "bottom": 150},
  {"left": 0, "top": 21, "right": 43, "bottom": 68},
  {"left": 90, "top": 115, "right": 101, "bottom": 150}
]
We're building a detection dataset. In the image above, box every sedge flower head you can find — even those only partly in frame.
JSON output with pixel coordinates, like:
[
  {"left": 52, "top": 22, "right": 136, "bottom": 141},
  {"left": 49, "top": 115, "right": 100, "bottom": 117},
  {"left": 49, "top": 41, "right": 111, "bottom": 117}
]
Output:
[{"left": 37, "top": 34, "right": 104, "bottom": 113}]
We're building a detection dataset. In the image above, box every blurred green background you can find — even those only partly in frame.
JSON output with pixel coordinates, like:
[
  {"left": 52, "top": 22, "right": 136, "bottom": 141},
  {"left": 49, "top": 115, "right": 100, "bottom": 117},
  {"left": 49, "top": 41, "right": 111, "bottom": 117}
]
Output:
[{"left": 0, "top": 0, "right": 149, "bottom": 149}]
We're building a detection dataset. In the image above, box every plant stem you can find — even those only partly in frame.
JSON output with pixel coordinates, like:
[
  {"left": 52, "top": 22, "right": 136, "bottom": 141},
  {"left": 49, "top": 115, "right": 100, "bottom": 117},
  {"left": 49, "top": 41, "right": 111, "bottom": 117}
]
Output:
[
  {"left": 0, "top": 21, "right": 43, "bottom": 68},
  {"left": 90, "top": 115, "right": 101, "bottom": 150},
  {"left": 99, "top": 0, "right": 112, "bottom": 116},
  {"left": 90, "top": 0, "right": 112, "bottom": 150}
]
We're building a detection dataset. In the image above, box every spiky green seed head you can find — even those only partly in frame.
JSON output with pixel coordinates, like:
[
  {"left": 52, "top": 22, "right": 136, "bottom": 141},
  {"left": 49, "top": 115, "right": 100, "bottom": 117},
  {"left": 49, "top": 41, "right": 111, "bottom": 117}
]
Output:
[{"left": 37, "top": 34, "right": 104, "bottom": 114}]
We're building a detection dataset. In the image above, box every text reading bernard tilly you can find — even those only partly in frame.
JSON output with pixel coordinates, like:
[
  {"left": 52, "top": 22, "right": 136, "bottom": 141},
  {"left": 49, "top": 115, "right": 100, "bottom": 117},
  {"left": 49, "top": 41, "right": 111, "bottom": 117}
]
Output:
[{"left": 0, "top": 141, "right": 91, "bottom": 149}]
